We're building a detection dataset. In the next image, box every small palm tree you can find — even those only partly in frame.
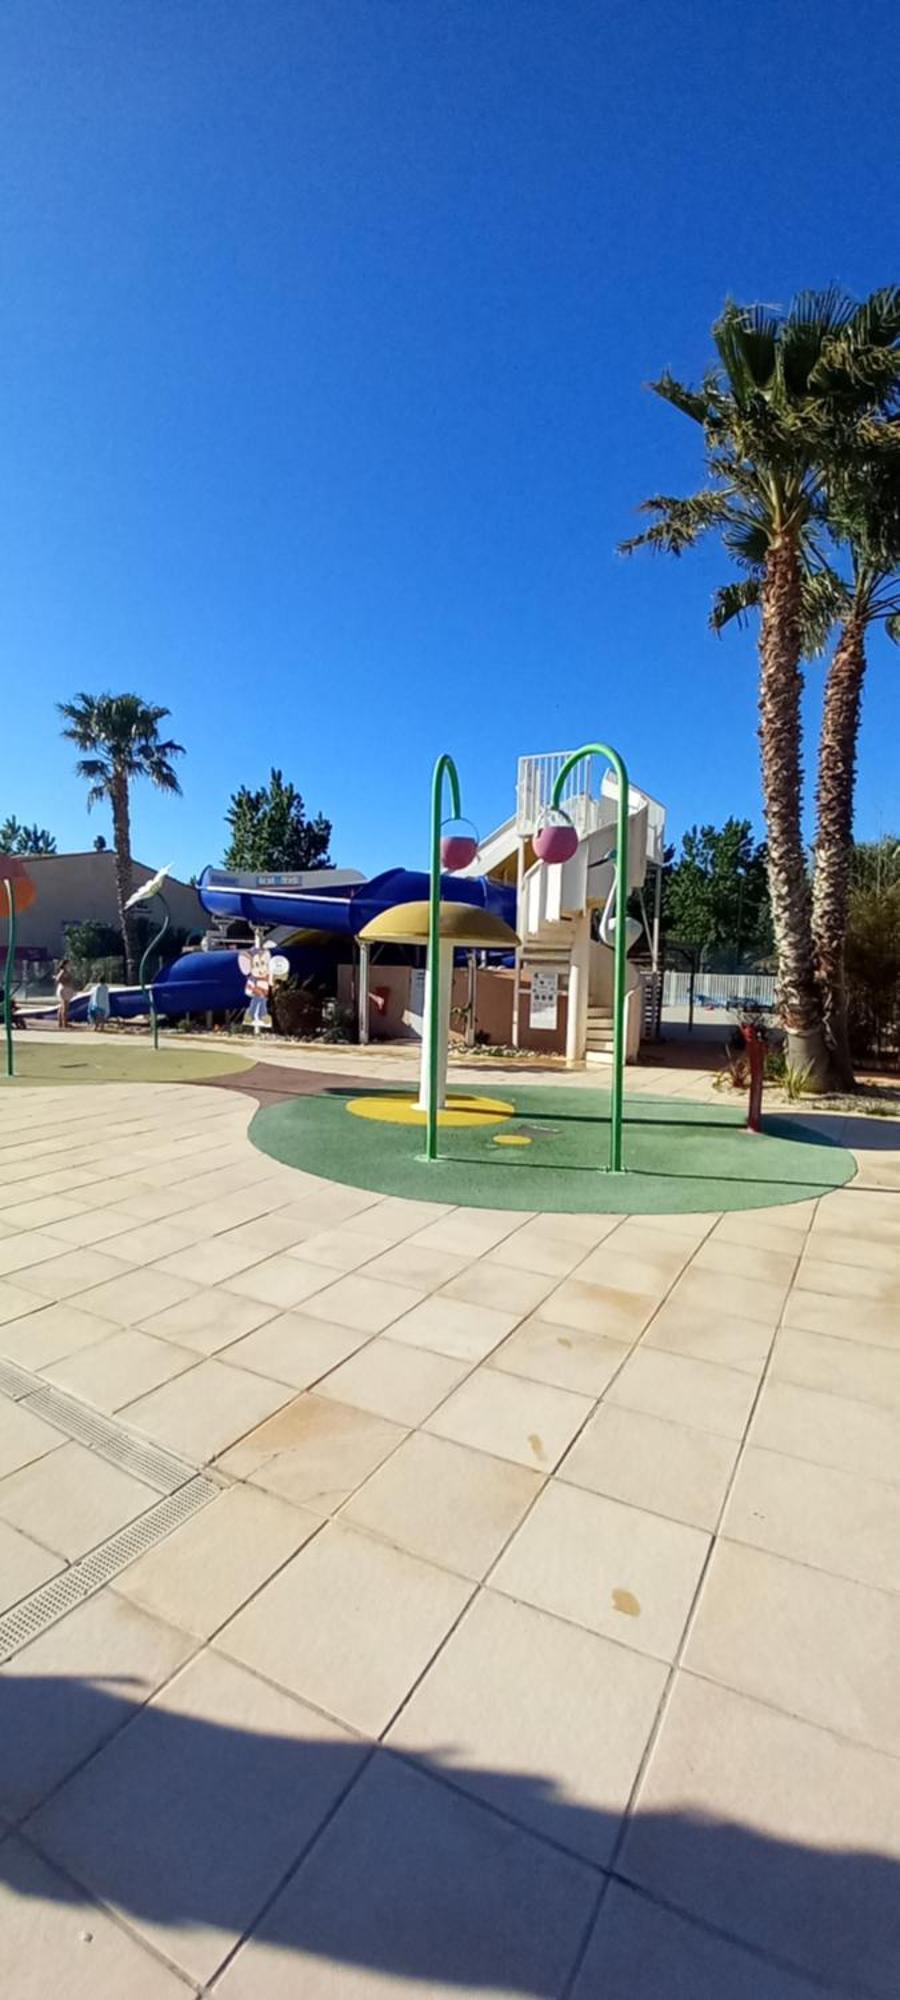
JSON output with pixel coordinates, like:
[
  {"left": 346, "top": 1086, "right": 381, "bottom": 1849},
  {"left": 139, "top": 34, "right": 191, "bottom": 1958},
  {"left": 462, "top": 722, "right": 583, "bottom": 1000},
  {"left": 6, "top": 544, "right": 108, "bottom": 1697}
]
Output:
[
  {"left": 621, "top": 288, "right": 900, "bottom": 1083},
  {"left": 59, "top": 694, "right": 184, "bottom": 981}
]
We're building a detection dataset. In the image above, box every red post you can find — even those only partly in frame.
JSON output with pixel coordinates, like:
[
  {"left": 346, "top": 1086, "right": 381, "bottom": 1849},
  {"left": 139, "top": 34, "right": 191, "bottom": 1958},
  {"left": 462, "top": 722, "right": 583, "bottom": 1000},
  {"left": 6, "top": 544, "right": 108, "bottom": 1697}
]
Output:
[{"left": 741, "top": 1023, "right": 765, "bottom": 1133}]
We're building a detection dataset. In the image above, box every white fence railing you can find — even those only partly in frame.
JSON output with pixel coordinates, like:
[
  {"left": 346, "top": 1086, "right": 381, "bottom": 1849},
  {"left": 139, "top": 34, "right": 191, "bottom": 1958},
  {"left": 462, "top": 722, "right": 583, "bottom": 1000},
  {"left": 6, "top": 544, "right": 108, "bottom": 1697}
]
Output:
[
  {"left": 662, "top": 970, "right": 777, "bottom": 1009},
  {"left": 516, "top": 752, "right": 607, "bottom": 837}
]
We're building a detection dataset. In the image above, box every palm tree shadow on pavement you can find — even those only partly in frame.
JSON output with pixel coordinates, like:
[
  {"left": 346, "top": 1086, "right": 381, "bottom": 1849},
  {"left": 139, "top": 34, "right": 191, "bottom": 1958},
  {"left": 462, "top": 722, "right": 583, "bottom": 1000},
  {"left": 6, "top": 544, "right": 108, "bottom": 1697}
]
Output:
[{"left": 0, "top": 1672, "right": 897, "bottom": 1996}]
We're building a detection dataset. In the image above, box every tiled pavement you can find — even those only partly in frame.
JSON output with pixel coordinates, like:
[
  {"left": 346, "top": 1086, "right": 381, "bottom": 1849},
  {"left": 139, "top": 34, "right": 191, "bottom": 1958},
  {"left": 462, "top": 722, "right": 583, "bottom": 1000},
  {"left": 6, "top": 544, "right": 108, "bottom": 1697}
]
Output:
[{"left": 0, "top": 1065, "right": 898, "bottom": 1996}]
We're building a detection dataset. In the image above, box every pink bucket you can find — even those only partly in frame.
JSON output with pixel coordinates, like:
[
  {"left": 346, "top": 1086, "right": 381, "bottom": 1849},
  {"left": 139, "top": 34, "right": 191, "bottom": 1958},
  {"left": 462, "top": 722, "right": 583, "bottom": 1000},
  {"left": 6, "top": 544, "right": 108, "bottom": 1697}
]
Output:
[
  {"left": 534, "top": 821, "right": 578, "bottom": 864},
  {"left": 440, "top": 833, "right": 479, "bottom": 872}
]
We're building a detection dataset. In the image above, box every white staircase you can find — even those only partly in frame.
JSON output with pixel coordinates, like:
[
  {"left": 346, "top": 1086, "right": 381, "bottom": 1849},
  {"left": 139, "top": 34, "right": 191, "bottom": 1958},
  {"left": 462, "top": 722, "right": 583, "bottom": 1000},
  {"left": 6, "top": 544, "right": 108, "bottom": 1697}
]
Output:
[{"left": 585, "top": 1004, "right": 615, "bottom": 1065}]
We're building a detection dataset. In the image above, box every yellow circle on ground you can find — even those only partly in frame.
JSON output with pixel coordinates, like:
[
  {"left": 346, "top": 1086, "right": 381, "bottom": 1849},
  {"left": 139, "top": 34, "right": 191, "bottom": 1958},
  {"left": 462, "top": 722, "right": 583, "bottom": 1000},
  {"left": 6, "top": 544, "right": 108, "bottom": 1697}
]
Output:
[
  {"left": 493, "top": 1133, "right": 532, "bottom": 1147},
  {"left": 346, "top": 1093, "right": 514, "bottom": 1128}
]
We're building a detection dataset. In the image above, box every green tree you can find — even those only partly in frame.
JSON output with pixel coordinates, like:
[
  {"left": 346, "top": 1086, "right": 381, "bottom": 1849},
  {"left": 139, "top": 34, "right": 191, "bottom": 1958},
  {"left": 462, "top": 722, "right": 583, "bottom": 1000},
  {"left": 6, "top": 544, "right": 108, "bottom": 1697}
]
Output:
[
  {"left": 0, "top": 816, "right": 56, "bottom": 854},
  {"left": 844, "top": 839, "right": 900, "bottom": 1063},
  {"left": 58, "top": 694, "right": 184, "bottom": 981},
  {"left": 223, "top": 768, "right": 332, "bottom": 872},
  {"left": 665, "top": 820, "right": 772, "bottom": 964},
  {"left": 621, "top": 288, "right": 900, "bottom": 1084}
]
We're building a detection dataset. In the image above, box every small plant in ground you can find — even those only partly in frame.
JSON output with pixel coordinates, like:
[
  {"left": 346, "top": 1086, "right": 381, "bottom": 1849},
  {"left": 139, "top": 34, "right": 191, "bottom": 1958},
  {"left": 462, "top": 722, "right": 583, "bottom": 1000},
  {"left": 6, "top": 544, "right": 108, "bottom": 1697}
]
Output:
[{"left": 782, "top": 1059, "right": 817, "bottom": 1101}]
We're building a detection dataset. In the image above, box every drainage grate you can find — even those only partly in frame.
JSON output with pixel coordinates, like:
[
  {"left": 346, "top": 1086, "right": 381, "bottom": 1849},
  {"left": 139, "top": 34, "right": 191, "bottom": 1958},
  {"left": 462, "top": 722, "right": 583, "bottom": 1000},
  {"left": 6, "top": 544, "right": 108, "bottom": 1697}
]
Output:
[
  {"left": 0, "top": 1474, "right": 220, "bottom": 1661},
  {"left": 0, "top": 1351, "right": 198, "bottom": 1494}
]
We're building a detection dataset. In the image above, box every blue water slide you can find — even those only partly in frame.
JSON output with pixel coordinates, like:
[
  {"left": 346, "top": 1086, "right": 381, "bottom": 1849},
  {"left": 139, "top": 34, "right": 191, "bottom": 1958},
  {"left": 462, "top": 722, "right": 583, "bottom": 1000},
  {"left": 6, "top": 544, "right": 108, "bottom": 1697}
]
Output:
[{"left": 196, "top": 864, "right": 516, "bottom": 935}]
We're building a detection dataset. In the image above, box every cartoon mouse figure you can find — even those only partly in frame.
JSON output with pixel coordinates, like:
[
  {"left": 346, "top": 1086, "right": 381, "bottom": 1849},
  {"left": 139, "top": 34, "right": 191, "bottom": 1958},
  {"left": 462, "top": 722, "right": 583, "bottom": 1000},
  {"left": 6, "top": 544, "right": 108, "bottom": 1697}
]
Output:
[{"left": 239, "top": 948, "right": 272, "bottom": 1030}]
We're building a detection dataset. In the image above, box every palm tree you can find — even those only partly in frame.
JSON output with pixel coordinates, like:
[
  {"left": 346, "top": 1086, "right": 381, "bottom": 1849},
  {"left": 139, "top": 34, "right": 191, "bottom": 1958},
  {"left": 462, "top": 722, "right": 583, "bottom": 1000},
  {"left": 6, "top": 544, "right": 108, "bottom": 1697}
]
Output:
[
  {"left": 621, "top": 289, "right": 900, "bottom": 1084},
  {"left": 811, "top": 442, "right": 900, "bottom": 1083},
  {"left": 59, "top": 694, "right": 184, "bottom": 981}
]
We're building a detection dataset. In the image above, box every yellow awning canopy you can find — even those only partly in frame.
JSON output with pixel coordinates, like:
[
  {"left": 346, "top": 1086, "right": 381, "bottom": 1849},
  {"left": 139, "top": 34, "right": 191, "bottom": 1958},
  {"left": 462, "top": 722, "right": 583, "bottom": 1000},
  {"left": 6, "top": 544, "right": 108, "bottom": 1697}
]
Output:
[{"left": 359, "top": 900, "right": 519, "bottom": 948}]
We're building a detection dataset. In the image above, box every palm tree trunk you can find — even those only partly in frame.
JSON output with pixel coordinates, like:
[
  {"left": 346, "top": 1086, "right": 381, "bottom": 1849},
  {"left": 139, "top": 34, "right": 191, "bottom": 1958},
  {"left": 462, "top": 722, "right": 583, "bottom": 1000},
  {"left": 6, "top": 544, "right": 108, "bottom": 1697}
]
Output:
[
  {"left": 758, "top": 533, "right": 829, "bottom": 1086},
  {"left": 110, "top": 772, "right": 136, "bottom": 982},
  {"left": 812, "top": 612, "right": 866, "bottom": 1089}
]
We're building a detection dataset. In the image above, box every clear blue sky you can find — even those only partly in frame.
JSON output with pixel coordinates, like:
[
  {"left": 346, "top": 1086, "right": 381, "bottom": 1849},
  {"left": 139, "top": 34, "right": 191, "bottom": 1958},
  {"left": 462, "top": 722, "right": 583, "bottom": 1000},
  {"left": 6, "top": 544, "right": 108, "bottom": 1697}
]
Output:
[{"left": 1, "top": 0, "right": 897, "bottom": 880}]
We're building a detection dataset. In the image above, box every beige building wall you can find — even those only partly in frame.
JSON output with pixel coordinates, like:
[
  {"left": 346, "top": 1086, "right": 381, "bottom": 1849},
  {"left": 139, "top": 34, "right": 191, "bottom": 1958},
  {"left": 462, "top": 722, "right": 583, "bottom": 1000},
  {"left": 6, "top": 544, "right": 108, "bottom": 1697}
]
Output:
[{"left": 6, "top": 853, "right": 204, "bottom": 962}]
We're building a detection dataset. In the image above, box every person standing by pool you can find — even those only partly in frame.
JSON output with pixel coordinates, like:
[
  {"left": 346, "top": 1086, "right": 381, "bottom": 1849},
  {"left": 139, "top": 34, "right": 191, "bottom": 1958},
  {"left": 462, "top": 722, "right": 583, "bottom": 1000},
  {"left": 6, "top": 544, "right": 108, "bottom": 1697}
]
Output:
[{"left": 55, "top": 958, "right": 76, "bottom": 1029}]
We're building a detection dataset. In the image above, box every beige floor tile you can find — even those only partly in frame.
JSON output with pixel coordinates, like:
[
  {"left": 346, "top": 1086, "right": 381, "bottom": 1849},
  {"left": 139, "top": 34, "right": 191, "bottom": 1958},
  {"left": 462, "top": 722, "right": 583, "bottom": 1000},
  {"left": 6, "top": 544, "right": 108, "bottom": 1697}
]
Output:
[
  {"left": 534, "top": 1277, "right": 656, "bottom": 1341},
  {"left": 492, "top": 1480, "right": 709, "bottom": 1661},
  {"left": 804, "top": 1227, "right": 900, "bottom": 1273},
  {"left": 216, "top": 1521, "right": 471, "bottom": 1734},
  {"left": 0, "top": 1439, "right": 157, "bottom": 1558},
  {"left": 798, "top": 1253, "right": 900, "bottom": 1303},
  {"left": 0, "top": 1398, "right": 64, "bottom": 1479},
  {"left": 691, "top": 1236, "right": 797, "bottom": 1289},
  {"left": 115, "top": 1487, "right": 318, "bottom": 1637},
  {"left": 0, "top": 1194, "right": 88, "bottom": 1231},
  {"left": 561, "top": 1402, "right": 737, "bottom": 1530},
  {"left": 212, "top": 1212, "right": 325, "bottom": 1258},
  {"left": 390, "top": 1589, "right": 666, "bottom": 1864},
  {"left": 219, "top": 1309, "right": 368, "bottom": 1388},
  {"left": 387, "top": 1293, "right": 520, "bottom": 1361},
  {"left": 33, "top": 1206, "right": 150, "bottom": 1247},
  {"left": 607, "top": 1345, "right": 757, "bottom": 1440},
  {"left": 215, "top": 1753, "right": 594, "bottom": 2000},
  {"left": 575, "top": 1242, "right": 689, "bottom": 1296},
  {"left": 221, "top": 1254, "right": 335, "bottom": 1310},
  {"left": 343, "top": 1432, "right": 539, "bottom": 1578},
  {"left": 425, "top": 1366, "right": 592, "bottom": 1471},
  {"left": 437, "top": 1260, "right": 558, "bottom": 1316},
  {"left": 622, "top": 1673, "right": 900, "bottom": 1997},
  {"left": 573, "top": 1875, "right": 850, "bottom": 2000},
  {"left": 13, "top": 1246, "right": 138, "bottom": 1302},
  {"left": 28, "top": 1648, "right": 367, "bottom": 1987},
  {"left": 338, "top": 1195, "right": 454, "bottom": 1244},
  {"left": 43, "top": 1329, "right": 196, "bottom": 1413},
  {"left": 686, "top": 1539, "right": 900, "bottom": 1754},
  {"left": 0, "top": 1590, "right": 194, "bottom": 1819},
  {"left": 217, "top": 1393, "right": 405, "bottom": 1513},
  {"left": 751, "top": 1376, "right": 900, "bottom": 1485},
  {"left": 71, "top": 1267, "right": 198, "bottom": 1326},
  {"left": 298, "top": 1271, "right": 425, "bottom": 1334},
  {"left": 783, "top": 1286, "right": 900, "bottom": 1350},
  {"left": 0, "top": 1517, "right": 63, "bottom": 1610},
  {"left": 138, "top": 1286, "right": 278, "bottom": 1355},
  {"left": 773, "top": 1325, "right": 900, "bottom": 1408},
  {"left": 664, "top": 1263, "right": 785, "bottom": 1328},
  {"left": 0, "top": 1230, "right": 74, "bottom": 1277},
  {"left": 724, "top": 1443, "right": 900, "bottom": 1591},
  {"left": 0, "top": 1276, "right": 48, "bottom": 1325},
  {"left": 96, "top": 1220, "right": 205, "bottom": 1267},
  {"left": 355, "top": 1241, "right": 469, "bottom": 1292},
  {"left": 0, "top": 1838, "right": 189, "bottom": 1998},
  {"left": 641, "top": 1297, "right": 771, "bottom": 1375},
  {"left": 408, "top": 1207, "right": 533, "bottom": 1256},
  {"left": 711, "top": 1211, "right": 811, "bottom": 1257},
  {"left": 485, "top": 1221, "right": 611, "bottom": 1279},
  {"left": 0, "top": 1300, "right": 118, "bottom": 1370},
  {"left": 286, "top": 1226, "right": 397, "bottom": 1271},
  {"left": 490, "top": 1316, "right": 630, "bottom": 1396},
  {"left": 121, "top": 1358, "right": 293, "bottom": 1463},
  {"left": 316, "top": 1337, "right": 468, "bottom": 1425},
  {"left": 152, "top": 1236, "right": 275, "bottom": 1285}
]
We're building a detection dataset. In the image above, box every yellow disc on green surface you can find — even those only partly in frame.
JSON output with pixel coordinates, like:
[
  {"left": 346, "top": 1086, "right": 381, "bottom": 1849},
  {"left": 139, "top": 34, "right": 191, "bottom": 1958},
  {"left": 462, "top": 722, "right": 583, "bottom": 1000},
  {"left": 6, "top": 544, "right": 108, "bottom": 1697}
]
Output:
[
  {"left": 346, "top": 1092, "right": 514, "bottom": 1128},
  {"left": 493, "top": 1132, "right": 532, "bottom": 1146}
]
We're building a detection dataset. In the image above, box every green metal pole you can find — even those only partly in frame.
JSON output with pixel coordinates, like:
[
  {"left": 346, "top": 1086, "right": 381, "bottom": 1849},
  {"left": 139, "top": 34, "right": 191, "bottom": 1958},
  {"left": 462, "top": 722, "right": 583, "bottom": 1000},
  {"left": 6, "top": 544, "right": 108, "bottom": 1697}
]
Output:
[
  {"left": 424, "top": 753, "right": 462, "bottom": 1162},
  {"left": 138, "top": 893, "right": 170, "bottom": 1053},
  {"left": 551, "top": 743, "right": 630, "bottom": 1172},
  {"left": 3, "top": 880, "right": 16, "bottom": 1080}
]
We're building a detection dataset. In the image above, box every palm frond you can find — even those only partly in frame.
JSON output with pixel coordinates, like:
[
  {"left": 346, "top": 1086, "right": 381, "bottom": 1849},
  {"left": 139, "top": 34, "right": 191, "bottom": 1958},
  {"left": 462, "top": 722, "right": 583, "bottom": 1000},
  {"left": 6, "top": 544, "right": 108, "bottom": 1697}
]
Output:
[
  {"left": 710, "top": 578, "right": 760, "bottom": 632},
  {"left": 885, "top": 611, "right": 900, "bottom": 645},
  {"left": 648, "top": 371, "right": 711, "bottom": 425},
  {"left": 713, "top": 301, "right": 778, "bottom": 405},
  {"left": 619, "top": 489, "right": 732, "bottom": 557}
]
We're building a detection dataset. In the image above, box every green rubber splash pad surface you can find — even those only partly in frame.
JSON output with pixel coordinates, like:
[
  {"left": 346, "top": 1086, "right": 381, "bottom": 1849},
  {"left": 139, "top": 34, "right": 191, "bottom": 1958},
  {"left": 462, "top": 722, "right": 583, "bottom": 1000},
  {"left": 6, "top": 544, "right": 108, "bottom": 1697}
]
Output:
[{"left": 249, "top": 1084, "right": 856, "bottom": 1215}]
